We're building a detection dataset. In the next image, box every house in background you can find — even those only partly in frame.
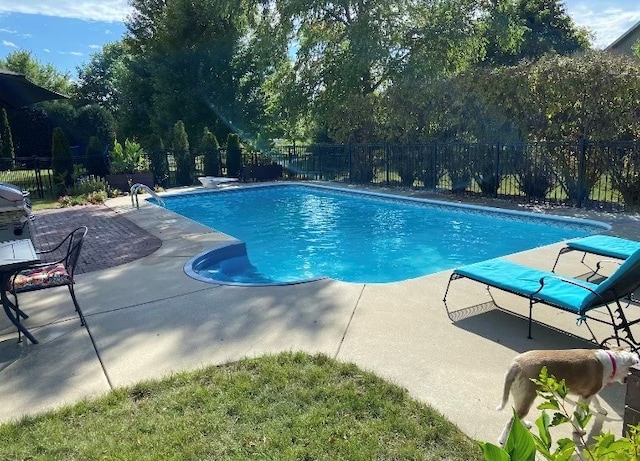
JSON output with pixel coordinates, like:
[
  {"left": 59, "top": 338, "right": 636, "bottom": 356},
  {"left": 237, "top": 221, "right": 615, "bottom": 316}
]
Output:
[{"left": 606, "top": 19, "right": 640, "bottom": 57}]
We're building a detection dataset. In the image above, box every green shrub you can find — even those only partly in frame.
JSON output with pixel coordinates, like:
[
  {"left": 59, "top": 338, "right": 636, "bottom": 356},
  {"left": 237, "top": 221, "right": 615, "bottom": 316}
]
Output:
[
  {"left": 0, "top": 108, "right": 14, "bottom": 163},
  {"left": 87, "top": 190, "right": 108, "bottom": 204},
  {"left": 226, "top": 133, "right": 242, "bottom": 177},
  {"left": 172, "top": 120, "right": 192, "bottom": 186},
  {"left": 52, "top": 127, "right": 74, "bottom": 193},
  {"left": 109, "top": 138, "right": 148, "bottom": 174},
  {"left": 201, "top": 127, "right": 221, "bottom": 177},
  {"left": 147, "top": 133, "right": 169, "bottom": 187},
  {"left": 472, "top": 148, "right": 501, "bottom": 196},
  {"left": 69, "top": 175, "right": 110, "bottom": 196}
]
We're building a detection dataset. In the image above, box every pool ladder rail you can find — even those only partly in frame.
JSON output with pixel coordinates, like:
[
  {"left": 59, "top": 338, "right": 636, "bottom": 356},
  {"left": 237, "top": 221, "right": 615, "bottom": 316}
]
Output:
[{"left": 130, "top": 183, "right": 166, "bottom": 209}]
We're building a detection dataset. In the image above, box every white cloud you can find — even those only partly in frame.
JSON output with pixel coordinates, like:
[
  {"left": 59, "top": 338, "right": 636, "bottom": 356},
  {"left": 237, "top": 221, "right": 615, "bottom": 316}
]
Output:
[
  {"left": 0, "top": 1, "right": 132, "bottom": 22},
  {"left": 2, "top": 39, "right": 16, "bottom": 48},
  {"left": 565, "top": 2, "right": 640, "bottom": 48},
  {"left": 59, "top": 51, "right": 85, "bottom": 57}
]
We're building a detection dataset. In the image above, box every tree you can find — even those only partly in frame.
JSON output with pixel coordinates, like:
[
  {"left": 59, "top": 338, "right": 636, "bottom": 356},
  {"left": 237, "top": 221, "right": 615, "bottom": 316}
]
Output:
[
  {"left": 172, "top": 120, "right": 192, "bottom": 186},
  {"left": 122, "top": 0, "right": 282, "bottom": 148},
  {"left": 226, "top": 133, "right": 242, "bottom": 177},
  {"left": 516, "top": 0, "right": 590, "bottom": 59},
  {"left": 271, "top": 0, "right": 486, "bottom": 143},
  {"left": 74, "top": 42, "right": 127, "bottom": 113},
  {"left": 74, "top": 105, "right": 116, "bottom": 156},
  {"left": 0, "top": 49, "right": 72, "bottom": 95},
  {"left": 0, "top": 109, "right": 14, "bottom": 164},
  {"left": 200, "top": 127, "right": 220, "bottom": 177},
  {"left": 51, "top": 127, "right": 74, "bottom": 193},
  {"left": 480, "top": 0, "right": 590, "bottom": 66}
]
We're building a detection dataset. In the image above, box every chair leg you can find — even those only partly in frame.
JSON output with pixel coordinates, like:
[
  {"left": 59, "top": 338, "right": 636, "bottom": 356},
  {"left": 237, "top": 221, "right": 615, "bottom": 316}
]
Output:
[
  {"left": 10, "top": 291, "right": 29, "bottom": 320},
  {"left": 528, "top": 300, "right": 534, "bottom": 339},
  {"left": 68, "top": 285, "right": 85, "bottom": 326}
]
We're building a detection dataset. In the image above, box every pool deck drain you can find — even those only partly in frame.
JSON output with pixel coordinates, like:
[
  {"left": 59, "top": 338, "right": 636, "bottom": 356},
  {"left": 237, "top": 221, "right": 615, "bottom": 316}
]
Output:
[{"left": 0, "top": 184, "right": 639, "bottom": 447}]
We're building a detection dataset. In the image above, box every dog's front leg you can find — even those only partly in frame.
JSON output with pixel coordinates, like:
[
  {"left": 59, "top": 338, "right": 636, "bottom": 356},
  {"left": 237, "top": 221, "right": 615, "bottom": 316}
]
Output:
[
  {"left": 590, "top": 395, "right": 608, "bottom": 416},
  {"left": 498, "top": 416, "right": 533, "bottom": 446},
  {"left": 571, "top": 396, "right": 596, "bottom": 436}
]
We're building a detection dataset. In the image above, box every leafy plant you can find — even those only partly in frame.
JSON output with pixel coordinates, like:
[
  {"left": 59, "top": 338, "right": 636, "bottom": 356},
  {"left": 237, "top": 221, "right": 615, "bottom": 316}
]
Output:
[
  {"left": 480, "top": 367, "right": 640, "bottom": 461},
  {"left": 109, "top": 138, "right": 149, "bottom": 174},
  {"left": 69, "top": 175, "right": 110, "bottom": 196}
]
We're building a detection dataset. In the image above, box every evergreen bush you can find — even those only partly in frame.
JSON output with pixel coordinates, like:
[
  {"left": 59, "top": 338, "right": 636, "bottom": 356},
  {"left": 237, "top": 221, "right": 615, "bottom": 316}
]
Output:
[
  {"left": 0, "top": 108, "right": 14, "bottom": 166},
  {"left": 51, "top": 127, "right": 74, "bottom": 193},
  {"left": 226, "top": 133, "right": 242, "bottom": 178},
  {"left": 147, "top": 133, "right": 169, "bottom": 187},
  {"left": 172, "top": 121, "right": 192, "bottom": 186},
  {"left": 201, "top": 128, "right": 221, "bottom": 177}
]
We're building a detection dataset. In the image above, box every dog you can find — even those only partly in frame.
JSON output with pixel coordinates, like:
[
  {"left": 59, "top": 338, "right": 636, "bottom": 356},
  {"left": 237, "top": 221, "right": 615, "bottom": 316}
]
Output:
[{"left": 497, "top": 348, "right": 640, "bottom": 446}]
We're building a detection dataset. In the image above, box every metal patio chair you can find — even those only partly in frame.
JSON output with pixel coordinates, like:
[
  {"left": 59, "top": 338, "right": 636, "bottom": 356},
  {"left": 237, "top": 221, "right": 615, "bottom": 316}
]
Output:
[{"left": 8, "top": 226, "right": 88, "bottom": 332}]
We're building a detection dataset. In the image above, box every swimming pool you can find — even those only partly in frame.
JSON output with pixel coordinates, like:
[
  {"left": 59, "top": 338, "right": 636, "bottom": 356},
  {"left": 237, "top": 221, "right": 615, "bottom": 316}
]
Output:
[{"left": 156, "top": 183, "right": 608, "bottom": 285}]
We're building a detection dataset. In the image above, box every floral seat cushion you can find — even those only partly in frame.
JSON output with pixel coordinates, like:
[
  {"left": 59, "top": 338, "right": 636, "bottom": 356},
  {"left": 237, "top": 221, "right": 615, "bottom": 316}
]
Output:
[{"left": 8, "top": 263, "right": 73, "bottom": 293}]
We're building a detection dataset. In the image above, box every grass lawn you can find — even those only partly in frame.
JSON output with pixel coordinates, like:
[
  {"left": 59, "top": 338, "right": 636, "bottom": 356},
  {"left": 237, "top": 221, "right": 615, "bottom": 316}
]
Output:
[
  {"left": 30, "top": 197, "right": 62, "bottom": 211},
  {"left": 0, "top": 352, "right": 483, "bottom": 460}
]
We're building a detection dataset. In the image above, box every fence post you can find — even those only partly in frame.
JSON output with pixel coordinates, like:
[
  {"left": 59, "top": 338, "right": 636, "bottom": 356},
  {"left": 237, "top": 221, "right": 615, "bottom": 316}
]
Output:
[
  {"left": 34, "top": 157, "right": 44, "bottom": 198},
  {"left": 432, "top": 142, "right": 438, "bottom": 190},
  {"left": 577, "top": 137, "right": 586, "bottom": 208},
  {"left": 385, "top": 143, "right": 390, "bottom": 185},
  {"left": 347, "top": 144, "right": 352, "bottom": 183},
  {"left": 494, "top": 141, "right": 500, "bottom": 198}
]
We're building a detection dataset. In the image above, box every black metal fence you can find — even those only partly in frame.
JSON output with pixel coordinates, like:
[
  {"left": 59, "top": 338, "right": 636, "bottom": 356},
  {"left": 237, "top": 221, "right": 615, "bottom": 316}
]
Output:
[
  {"left": 267, "top": 141, "right": 640, "bottom": 211},
  {"left": 3, "top": 140, "right": 640, "bottom": 211}
]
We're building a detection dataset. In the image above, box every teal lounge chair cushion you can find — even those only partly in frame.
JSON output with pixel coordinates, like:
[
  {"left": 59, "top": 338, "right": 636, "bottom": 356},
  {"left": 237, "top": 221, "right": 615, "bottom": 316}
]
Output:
[
  {"left": 566, "top": 235, "right": 640, "bottom": 260},
  {"left": 593, "top": 247, "right": 640, "bottom": 303},
  {"left": 454, "top": 259, "right": 599, "bottom": 314}
]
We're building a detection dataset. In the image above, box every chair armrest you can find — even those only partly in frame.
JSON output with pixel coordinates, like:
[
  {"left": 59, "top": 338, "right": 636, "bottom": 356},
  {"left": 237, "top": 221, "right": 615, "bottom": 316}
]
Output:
[
  {"left": 534, "top": 275, "right": 598, "bottom": 296},
  {"left": 34, "top": 230, "right": 76, "bottom": 256}
]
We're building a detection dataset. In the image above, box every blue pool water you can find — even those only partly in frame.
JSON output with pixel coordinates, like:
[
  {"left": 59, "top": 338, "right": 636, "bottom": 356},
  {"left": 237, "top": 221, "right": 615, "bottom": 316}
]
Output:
[{"left": 157, "top": 184, "right": 607, "bottom": 284}]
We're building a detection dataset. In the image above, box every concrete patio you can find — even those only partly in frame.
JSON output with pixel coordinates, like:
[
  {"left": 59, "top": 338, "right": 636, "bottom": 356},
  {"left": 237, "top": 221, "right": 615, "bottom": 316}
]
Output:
[{"left": 1, "top": 186, "right": 639, "bottom": 447}]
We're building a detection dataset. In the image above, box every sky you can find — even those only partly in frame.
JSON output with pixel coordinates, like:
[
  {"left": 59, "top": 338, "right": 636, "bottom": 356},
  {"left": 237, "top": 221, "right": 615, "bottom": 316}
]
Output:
[{"left": 0, "top": 0, "right": 639, "bottom": 79}]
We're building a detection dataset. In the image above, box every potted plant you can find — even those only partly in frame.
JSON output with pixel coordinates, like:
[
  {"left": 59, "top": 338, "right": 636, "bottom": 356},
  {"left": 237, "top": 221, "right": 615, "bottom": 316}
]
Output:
[{"left": 105, "top": 138, "right": 154, "bottom": 191}]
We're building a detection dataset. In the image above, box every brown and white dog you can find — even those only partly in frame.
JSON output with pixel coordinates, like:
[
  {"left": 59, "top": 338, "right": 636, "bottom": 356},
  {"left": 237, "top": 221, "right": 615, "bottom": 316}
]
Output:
[{"left": 497, "top": 348, "right": 640, "bottom": 446}]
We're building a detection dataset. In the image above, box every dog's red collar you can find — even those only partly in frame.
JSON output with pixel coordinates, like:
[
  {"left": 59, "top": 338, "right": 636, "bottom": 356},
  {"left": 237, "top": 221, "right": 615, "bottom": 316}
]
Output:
[{"left": 606, "top": 351, "right": 617, "bottom": 380}]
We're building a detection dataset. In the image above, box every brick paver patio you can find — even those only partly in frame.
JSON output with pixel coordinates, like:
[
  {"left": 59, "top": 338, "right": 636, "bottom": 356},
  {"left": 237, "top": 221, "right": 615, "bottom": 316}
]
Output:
[{"left": 30, "top": 204, "right": 162, "bottom": 274}]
